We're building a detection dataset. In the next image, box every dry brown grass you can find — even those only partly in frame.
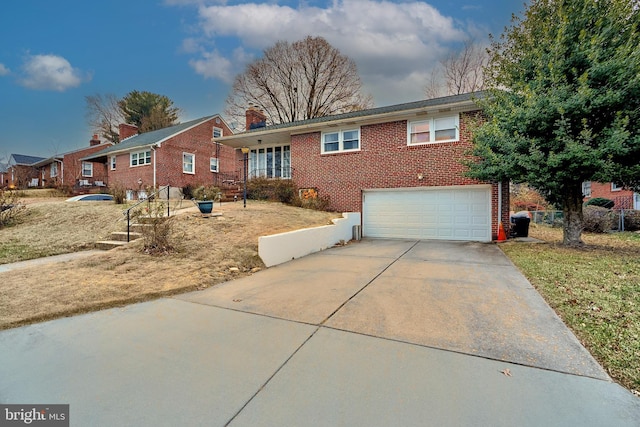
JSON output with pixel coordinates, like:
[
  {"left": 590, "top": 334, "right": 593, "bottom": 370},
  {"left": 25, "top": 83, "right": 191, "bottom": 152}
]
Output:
[
  {"left": 0, "top": 197, "right": 125, "bottom": 263},
  {"left": 0, "top": 199, "right": 340, "bottom": 330}
]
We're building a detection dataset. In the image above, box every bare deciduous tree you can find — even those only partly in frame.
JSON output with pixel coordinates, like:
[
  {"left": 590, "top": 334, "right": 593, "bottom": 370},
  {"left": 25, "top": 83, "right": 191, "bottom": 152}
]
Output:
[
  {"left": 85, "top": 93, "right": 126, "bottom": 143},
  {"left": 226, "top": 36, "right": 373, "bottom": 129},
  {"left": 424, "top": 39, "right": 488, "bottom": 98}
]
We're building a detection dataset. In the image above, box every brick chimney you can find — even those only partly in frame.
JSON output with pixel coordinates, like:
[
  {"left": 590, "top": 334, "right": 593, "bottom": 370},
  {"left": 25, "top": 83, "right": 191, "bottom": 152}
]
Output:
[
  {"left": 119, "top": 123, "right": 139, "bottom": 141},
  {"left": 89, "top": 134, "right": 101, "bottom": 146},
  {"left": 245, "top": 106, "right": 267, "bottom": 131}
]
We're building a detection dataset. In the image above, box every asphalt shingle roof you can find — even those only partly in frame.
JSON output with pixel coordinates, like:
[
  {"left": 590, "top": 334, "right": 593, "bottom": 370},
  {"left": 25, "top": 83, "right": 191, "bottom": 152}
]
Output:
[
  {"left": 10, "top": 154, "right": 47, "bottom": 165},
  {"left": 241, "top": 91, "right": 487, "bottom": 134},
  {"left": 85, "top": 116, "right": 216, "bottom": 159}
]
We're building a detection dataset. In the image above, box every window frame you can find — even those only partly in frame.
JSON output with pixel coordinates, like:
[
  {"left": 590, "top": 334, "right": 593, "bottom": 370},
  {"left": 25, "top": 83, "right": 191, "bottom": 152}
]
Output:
[
  {"left": 183, "top": 152, "right": 195, "bottom": 174},
  {"left": 611, "top": 183, "right": 623, "bottom": 192},
  {"left": 582, "top": 181, "right": 592, "bottom": 197},
  {"left": 321, "top": 128, "right": 361, "bottom": 154},
  {"left": 212, "top": 127, "right": 223, "bottom": 139},
  {"left": 407, "top": 114, "right": 460, "bottom": 146},
  {"left": 50, "top": 162, "right": 58, "bottom": 178},
  {"left": 81, "top": 161, "right": 93, "bottom": 177},
  {"left": 110, "top": 156, "right": 116, "bottom": 170},
  {"left": 210, "top": 157, "right": 219, "bottom": 173},
  {"left": 130, "top": 150, "right": 151, "bottom": 167}
]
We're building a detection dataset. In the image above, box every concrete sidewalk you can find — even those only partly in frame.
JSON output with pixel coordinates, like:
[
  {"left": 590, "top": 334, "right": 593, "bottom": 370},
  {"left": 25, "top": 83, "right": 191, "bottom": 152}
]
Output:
[
  {"left": 0, "top": 250, "right": 104, "bottom": 273},
  {"left": 0, "top": 240, "right": 638, "bottom": 426}
]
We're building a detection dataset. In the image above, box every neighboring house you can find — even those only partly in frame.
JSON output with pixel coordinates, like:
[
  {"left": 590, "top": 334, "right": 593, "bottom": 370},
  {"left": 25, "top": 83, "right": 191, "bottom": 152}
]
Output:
[
  {"left": 0, "top": 162, "right": 7, "bottom": 188},
  {"left": 217, "top": 92, "right": 510, "bottom": 242},
  {"left": 583, "top": 181, "right": 639, "bottom": 210},
  {"left": 5, "top": 154, "right": 46, "bottom": 189},
  {"left": 31, "top": 135, "right": 112, "bottom": 190},
  {"left": 84, "top": 115, "right": 235, "bottom": 199}
]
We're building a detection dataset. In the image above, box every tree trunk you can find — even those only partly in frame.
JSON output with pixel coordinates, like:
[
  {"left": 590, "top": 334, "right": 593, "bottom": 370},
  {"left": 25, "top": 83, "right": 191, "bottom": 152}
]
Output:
[{"left": 562, "top": 187, "right": 584, "bottom": 246}]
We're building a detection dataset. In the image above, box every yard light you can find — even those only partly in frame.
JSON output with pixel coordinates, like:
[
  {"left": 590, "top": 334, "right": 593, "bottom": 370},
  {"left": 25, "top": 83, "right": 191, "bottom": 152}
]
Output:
[{"left": 241, "top": 146, "right": 250, "bottom": 208}]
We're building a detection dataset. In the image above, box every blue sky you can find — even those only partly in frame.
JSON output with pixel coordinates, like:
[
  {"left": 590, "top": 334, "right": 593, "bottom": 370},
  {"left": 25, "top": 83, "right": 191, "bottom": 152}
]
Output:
[{"left": 0, "top": 0, "right": 524, "bottom": 159}]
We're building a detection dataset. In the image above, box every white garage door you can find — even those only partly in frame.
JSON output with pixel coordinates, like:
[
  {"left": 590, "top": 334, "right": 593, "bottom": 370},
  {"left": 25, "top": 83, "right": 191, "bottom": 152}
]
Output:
[{"left": 363, "top": 186, "right": 492, "bottom": 241}]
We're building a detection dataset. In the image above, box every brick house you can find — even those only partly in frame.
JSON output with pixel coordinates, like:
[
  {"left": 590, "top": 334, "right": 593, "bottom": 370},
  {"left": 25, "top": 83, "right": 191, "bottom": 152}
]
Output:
[
  {"left": 84, "top": 115, "right": 236, "bottom": 199},
  {"left": 583, "top": 181, "right": 639, "bottom": 210},
  {"left": 31, "top": 135, "right": 112, "bottom": 191},
  {"left": 3, "top": 154, "right": 46, "bottom": 189},
  {"left": 218, "top": 92, "right": 510, "bottom": 242},
  {"left": 0, "top": 162, "right": 7, "bottom": 188}
]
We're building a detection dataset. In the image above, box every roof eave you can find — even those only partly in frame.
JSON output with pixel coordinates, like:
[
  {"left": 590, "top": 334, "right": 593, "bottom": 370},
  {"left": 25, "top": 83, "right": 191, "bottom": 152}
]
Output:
[{"left": 218, "top": 97, "right": 481, "bottom": 148}]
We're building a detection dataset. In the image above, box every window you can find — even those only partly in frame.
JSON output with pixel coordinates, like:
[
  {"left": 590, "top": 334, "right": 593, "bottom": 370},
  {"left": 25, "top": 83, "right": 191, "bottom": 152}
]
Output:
[
  {"left": 50, "top": 162, "right": 58, "bottom": 178},
  {"left": 81, "top": 162, "right": 93, "bottom": 177},
  {"left": 110, "top": 156, "right": 116, "bottom": 170},
  {"left": 611, "top": 183, "right": 623, "bottom": 192},
  {"left": 210, "top": 157, "right": 219, "bottom": 173},
  {"left": 248, "top": 145, "right": 291, "bottom": 178},
  {"left": 408, "top": 114, "right": 459, "bottom": 145},
  {"left": 130, "top": 150, "right": 151, "bottom": 166},
  {"left": 212, "top": 127, "right": 223, "bottom": 139},
  {"left": 321, "top": 129, "right": 360, "bottom": 154},
  {"left": 183, "top": 152, "right": 195, "bottom": 174},
  {"left": 582, "top": 181, "right": 592, "bottom": 197}
]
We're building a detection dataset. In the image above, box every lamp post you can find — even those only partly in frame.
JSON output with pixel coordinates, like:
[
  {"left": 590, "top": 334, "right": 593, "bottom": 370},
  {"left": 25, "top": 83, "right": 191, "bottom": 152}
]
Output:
[{"left": 241, "top": 146, "right": 249, "bottom": 208}]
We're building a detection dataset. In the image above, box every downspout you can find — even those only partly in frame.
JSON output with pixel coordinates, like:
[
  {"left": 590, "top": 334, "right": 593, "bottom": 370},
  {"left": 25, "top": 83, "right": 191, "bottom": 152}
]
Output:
[
  {"left": 151, "top": 145, "right": 157, "bottom": 189},
  {"left": 498, "top": 181, "right": 502, "bottom": 238}
]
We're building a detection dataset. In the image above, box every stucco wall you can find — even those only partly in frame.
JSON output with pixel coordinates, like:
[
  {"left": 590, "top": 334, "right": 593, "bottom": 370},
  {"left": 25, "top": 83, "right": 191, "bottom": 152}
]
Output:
[{"left": 258, "top": 212, "right": 361, "bottom": 267}]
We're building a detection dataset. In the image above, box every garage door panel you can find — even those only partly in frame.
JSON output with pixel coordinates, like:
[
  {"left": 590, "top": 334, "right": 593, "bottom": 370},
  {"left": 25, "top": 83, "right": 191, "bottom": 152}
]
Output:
[{"left": 363, "top": 187, "right": 491, "bottom": 242}]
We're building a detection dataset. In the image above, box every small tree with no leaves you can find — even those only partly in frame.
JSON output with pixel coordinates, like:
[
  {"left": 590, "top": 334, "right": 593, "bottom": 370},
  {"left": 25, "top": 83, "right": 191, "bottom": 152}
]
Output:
[{"left": 225, "top": 36, "right": 373, "bottom": 128}]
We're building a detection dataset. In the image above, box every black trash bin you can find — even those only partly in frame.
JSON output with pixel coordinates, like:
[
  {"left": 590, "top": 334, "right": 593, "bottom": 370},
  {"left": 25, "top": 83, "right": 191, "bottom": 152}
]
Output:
[{"left": 510, "top": 212, "right": 531, "bottom": 237}]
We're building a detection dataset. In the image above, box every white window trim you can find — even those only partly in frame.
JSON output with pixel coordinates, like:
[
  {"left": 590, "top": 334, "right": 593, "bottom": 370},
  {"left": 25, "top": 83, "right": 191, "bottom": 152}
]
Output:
[
  {"left": 183, "top": 152, "right": 195, "bottom": 174},
  {"left": 110, "top": 156, "right": 116, "bottom": 170},
  {"left": 212, "top": 126, "right": 223, "bottom": 139},
  {"left": 321, "top": 128, "right": 361, "bottom": 154},
  {"left": 611, "top": 183, "right": 623, "bottom": 192},
  {"left": 582, "top": 181, "right": 592, "bottom": 198},
  {"left": 50, "top": 162, "right": 58, "bottom": 178},
  {"left": 81, "top": 162, "right": 93, "bottom": 177},
  {"left": 210, "top": 157, "right": 219, "bottom": 173},
  {"left": 407, "top": 114, "right": 460, "bottom": 146},
  {"left": 130, "top": 150, "right": 151, "bottom": 167}
]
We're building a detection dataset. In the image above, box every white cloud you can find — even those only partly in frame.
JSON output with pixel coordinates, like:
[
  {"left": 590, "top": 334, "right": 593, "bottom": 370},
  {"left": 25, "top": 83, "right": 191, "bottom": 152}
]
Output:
[
  {"left": 0, "top": 63, "right": 9, "bottom": 76},
  {"left": 19, "top": 54, "right": 89, "bottom": 91},
  {"left": 183, "top": 0, "right": 469, "bottom": 103}
]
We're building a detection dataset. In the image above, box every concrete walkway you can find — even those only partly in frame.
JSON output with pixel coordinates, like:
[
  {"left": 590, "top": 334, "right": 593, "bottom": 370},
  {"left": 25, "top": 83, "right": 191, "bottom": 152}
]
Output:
[
  {"left": 0, "top": 240, "right": 638, "bottom": 426},
  {"left": 0, "top": 250, "right": 104, "bottom": 273}
]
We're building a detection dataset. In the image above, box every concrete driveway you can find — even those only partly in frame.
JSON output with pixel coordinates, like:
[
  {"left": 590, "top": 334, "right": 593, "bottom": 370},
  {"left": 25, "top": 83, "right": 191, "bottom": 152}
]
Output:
[{"left": 1, "top": 240, "right": 638, "bottom": 426}]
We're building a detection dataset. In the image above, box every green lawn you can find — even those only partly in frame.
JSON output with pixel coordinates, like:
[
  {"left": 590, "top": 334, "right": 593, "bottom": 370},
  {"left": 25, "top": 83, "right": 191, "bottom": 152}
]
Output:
[{"left": 501, "top": 225, "right": 640, "bottom": 394}]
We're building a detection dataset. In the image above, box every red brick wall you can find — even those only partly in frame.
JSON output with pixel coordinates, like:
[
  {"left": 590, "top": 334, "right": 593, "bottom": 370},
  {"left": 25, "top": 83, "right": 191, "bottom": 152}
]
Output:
[
  {"left": 290, "top": 111, "right": 506, "bottom": 239},
  {"left": 62, "top": 144, "right": 111, "bottom": 188},
  {"left": 587, "top": 182, "right": 636, "bottom": 209},
  {"left": 108, "top": 117, "right": 236, "bottom": 192}
]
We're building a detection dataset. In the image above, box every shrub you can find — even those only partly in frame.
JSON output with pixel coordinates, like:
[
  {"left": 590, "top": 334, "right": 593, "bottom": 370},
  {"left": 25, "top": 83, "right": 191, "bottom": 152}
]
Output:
[
  {"left": 110, "top": 184, "right": 127, "bottom": 204},
  {"left": 0, "top": 189, "right": 26, "bottom": 229},
  {"left": 583, "top": 206, "right": 614, "bottom": 233},
  {"left": 585, "top": 197, "right": 615, "bottom": 209},
  {"left": 181, "top": 184, "right": 194, "bottom": 200},
  {"left": 133, "top": 202, "right": 174, "bottom": 255},
  {"left": 192, "top": 185, "right": 221, "bottom": 201},
  {"left": 620, "top": 209, "right": 640, "bottom": 231},
  {"left": 246, "top": 178, "right": 296, "bottom": 204}
]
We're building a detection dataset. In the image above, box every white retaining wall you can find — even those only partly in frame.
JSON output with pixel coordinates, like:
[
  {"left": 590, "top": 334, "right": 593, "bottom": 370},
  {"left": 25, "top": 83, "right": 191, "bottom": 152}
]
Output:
[{"left": 258, "top": 212, "right": 361, "bottom": 267}]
